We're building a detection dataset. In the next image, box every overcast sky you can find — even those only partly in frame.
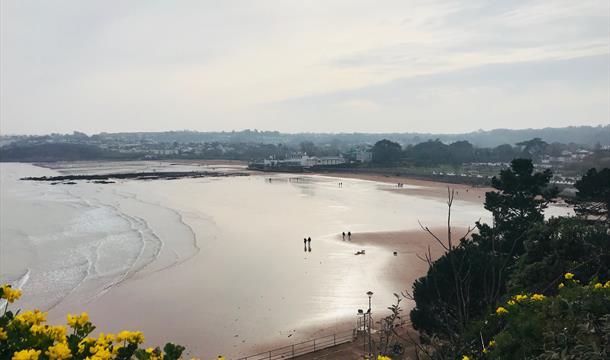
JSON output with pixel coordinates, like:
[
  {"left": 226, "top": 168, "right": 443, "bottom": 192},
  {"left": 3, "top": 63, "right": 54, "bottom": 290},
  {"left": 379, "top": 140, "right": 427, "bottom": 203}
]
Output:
[{"left": 1, "top": 0, "right": 608, "bottom": 135}]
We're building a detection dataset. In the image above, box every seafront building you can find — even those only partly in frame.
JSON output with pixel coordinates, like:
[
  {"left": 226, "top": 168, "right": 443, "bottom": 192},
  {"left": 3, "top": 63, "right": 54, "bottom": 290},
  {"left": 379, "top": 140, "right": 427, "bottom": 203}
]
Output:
[{"left": 249, "top": 155, "right": 346, "bottom": 171}]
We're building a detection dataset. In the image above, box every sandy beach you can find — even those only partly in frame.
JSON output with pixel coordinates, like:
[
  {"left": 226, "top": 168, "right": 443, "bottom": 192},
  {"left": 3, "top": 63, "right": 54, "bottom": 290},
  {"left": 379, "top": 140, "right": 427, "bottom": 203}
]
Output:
[
  {"left": 319, "top": 172, "right": 492, "bottom": 204},
  {"left": 343, "top": 227, "right": 468, "bottom": 301},
  {"left": 1, "top": 162, "right": 491, "bottom": 358}
]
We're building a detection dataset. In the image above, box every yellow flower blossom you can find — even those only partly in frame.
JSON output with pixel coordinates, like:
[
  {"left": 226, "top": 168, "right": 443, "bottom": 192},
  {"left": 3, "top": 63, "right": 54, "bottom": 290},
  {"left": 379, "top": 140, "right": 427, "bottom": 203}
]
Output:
[
  {"left": 46, "top": 342, "right": 72, "bottom": 360},
  {"left": 77, "top": 338, "right": 96, "bottom": 354},
  {"left": 462, "top": 356, "right": 470, "bottom": 360},
  {"left": 151, "top": 353, "right": 165, "bottom": 360},
  {"left": 116, "top": 330, "right": 145, "bottom": 345},
  {"left": 594, "top": 283, "right": 603, "bottom": 289},
  {"left": 0, "top": 327, "right": 7, "bottom": 341},
  {"left": 507, "top": 300, "right": 516, "bottom": 306},
  {"left": 558, "top": 282, "right": 565, "bottom": 289},
  {"left": 564, "top": 272, "right": 574, "bottom": 280},
  {"left": 12, "top": 349, "right": 42, "bottom": 360},
  {"left": 66, "top": 312, "right": 89, "bottom": 328},
  {"left": 489, "top": 340, "right": 496, "bottom": 347},
  {"left": 604, "top": 280, "right": 610, "bottom": 289},
  {"left": 95, "top": 333, "right": 115, "bottom": 347},
  {"left": 15, "top": 310, "right": 47, "bottom": 326},
  {"left": 111, "top": 344, "right": 123, "bottom": 356},
  {"left": 495, "top": 306, "right": 509, "bottom": 315},
  {"left": 377, "top": 356, "right": 392, "bottom": 360},
  {"left": 30, "top": 325, "right": 67, "bottom": 343},
  {"left": 88, "top": 345, "right": 112, "bottom": 360},
  {"left": 531, "top": 293, "right": 545, "bottom": 301},
  {"left": 514, "top": 294, "right": 528, "bottom": 302},
  {"left": 1, "top": 284, "right": 22, "bottom": 303}
]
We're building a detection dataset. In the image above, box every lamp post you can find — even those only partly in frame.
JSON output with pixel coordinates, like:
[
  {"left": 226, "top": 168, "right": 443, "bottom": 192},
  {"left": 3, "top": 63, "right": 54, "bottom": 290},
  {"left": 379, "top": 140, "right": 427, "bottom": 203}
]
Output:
[{"left": 367, "top": 291, "right": 373, "bottom": 358}]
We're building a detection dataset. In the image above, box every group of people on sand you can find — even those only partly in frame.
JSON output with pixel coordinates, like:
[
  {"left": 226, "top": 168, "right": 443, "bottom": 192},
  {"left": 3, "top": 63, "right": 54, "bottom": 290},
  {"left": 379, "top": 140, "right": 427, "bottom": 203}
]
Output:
[
  {"left": 342, "top": 231, "right": 352, "bottom": 241},
  {"left": 397, "top": 183, "right": 405, "bottom": 188}
]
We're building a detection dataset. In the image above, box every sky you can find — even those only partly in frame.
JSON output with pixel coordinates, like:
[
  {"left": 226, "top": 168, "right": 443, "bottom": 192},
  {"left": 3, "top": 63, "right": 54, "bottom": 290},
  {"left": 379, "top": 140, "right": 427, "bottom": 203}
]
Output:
[{"left": 1, "top": 0, "right": 608, "bottom": 135}]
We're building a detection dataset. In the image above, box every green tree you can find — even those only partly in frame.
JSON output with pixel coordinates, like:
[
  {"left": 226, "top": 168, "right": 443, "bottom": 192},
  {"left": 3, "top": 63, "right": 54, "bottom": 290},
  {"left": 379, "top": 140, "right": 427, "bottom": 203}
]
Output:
[
  {"left": 508, "top": 217, "right": 610, "bottom": 293},
  {"left": 299, "top": 141, "right": 318, "bottom": 156},
  {"left": 448, "top": 141, "right": 474, "bottom": 164},
  {"left": 484, "top": 159, "right": 557, "bottom": 251},
  {"left": 516, "top": 138, "right": 548, "bottom": 161},
  {"left": 371, "top": 139, "right": 402, "bottom": 164},
  {"left": 573, "top": 168, "right": 610, "bottom": 222}
]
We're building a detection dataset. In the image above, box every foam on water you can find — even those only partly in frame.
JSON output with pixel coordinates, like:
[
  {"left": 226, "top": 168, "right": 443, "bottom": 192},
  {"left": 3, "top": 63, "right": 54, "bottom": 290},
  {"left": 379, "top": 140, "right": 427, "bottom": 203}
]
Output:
[{"left": 0, "top": 163, "right": 172, "bottom": 311}]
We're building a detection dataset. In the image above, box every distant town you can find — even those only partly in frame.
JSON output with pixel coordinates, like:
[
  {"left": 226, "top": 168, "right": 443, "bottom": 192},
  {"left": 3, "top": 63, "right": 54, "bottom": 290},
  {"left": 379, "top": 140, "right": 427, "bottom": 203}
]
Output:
[{"left": 1, "top": 126, "right": 609, "bottom": 187}]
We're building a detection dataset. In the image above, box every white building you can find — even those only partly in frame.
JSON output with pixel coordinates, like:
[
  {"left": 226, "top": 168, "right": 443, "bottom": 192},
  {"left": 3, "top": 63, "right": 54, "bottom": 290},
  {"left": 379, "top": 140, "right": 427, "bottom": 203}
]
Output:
[{"left": 299, "top": 155, "right": 345, "bottom": 167}]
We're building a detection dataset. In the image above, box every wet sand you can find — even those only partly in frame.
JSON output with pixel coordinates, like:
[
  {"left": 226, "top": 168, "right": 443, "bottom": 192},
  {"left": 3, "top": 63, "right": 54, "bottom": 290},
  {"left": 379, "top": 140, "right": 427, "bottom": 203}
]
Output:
[
  {"left": 343, "top": 228, "right": 468, "bottom": 297},
  {"left": 319, "top": 172, "right": 491, "bottom": 204}
]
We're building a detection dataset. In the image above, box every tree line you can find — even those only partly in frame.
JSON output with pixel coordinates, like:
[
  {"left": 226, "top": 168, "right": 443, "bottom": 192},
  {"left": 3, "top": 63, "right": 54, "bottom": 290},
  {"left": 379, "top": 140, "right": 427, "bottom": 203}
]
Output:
[
  {"left": 370, "top": 138, "right": 610, "bottom": 167},
  {"left": 380, "top": 160, "right": 610, "bottom": 359}
]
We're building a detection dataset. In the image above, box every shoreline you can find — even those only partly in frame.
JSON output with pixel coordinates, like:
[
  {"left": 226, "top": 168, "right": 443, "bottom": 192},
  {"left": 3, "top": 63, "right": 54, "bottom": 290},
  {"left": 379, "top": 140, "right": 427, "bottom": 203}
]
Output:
[{"left": 316, "top": 171, "right": 491, "bottom": 204}]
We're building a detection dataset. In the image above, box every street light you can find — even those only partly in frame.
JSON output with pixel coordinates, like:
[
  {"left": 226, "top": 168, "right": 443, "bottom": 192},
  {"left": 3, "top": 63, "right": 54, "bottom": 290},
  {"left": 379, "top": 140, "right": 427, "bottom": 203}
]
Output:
[{"left": 367, "top": 291, "right": 373, "bottom": 358}]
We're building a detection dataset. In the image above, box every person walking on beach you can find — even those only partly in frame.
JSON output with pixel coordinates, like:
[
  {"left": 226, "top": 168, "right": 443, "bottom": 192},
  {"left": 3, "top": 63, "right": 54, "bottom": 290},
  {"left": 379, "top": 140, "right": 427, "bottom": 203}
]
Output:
[
  {"left": 307, "top": 237, "right": 311, "bottom": 245},
  {"left": 342, "top": 232, "right": 346, "bottom": 240},
  {"left": 348, "top": 231, "right": 351, "bottom": 240}
]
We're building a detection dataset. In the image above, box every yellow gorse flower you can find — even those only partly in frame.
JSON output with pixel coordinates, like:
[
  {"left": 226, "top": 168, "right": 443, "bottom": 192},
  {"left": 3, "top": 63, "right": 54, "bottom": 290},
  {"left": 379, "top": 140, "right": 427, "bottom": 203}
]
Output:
[
  {"left": 15, "top": 310, "right": 47, "bottom": 326},
  {"left": 507, "top": 300, "right": 516, "bottom": 306},
  {"left": 558, "top": 282, "right": 565, "bottom": 289},
  {"left": 495, "top": 306, "right": 509, "bottom": 315},
  {"left": 88, "top": 345, "right": 112, "bottom": 360},
  {"left": 111, "top": 344, "right": 123, "bottom": 356},
  {"left": 594, "top": 283, "right": 603, "bottom": 289},
  {"left": 116, "top": 330, "right": 145, "bottom": 345},
  {"left": 0, "top": 327, "right": 7, "bottom": 340},
  {"left": 378, "top": 356, "right": 392, "bottom": 360},
  {"left": 489, "top": 340, "right": 496, "bottom": 347},
  {"left": 95, "top": 333, "right": 115, "bottom": 347},
  {"left": 30, "top": 325, "right": 67, "bottom": 343},
  {"left": 514, "top": 294, "right": 528, "bottom": 302},
  {"left": 77, "top": 338, "right": 96, "bottom": 354},
  {"left": 12, "top": 349, "right": 42, "bottom": 360},
  {"left": 46, "top": 342, "right": 72, "bottom": 360},
  {"left": 564, "top": 272, "right": 574, "bottom": 280},
  {"left": 604, "top": 280, "right": 610, "bottom": 289},
  {"left": 531, "top": 293, "right": 545, "bottom": 301},
  {"left": 462, "top": 356, "right": 470, "bottom": 360},
  {"left": 66, "top": 312, "right": 89, "bottom": 328},
  {"left": 1, "top": 285, "right": 22, "bottom": 303}
]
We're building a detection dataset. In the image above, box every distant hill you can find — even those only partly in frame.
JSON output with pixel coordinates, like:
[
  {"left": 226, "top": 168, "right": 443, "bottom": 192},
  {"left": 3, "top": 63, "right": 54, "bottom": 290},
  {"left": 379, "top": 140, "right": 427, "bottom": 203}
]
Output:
[
  {"left": 1, "top": 125, "right": 608, "bottom": 163},
  {"left": 88, "top": 125, "right": 609, "bottom": 147}
]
